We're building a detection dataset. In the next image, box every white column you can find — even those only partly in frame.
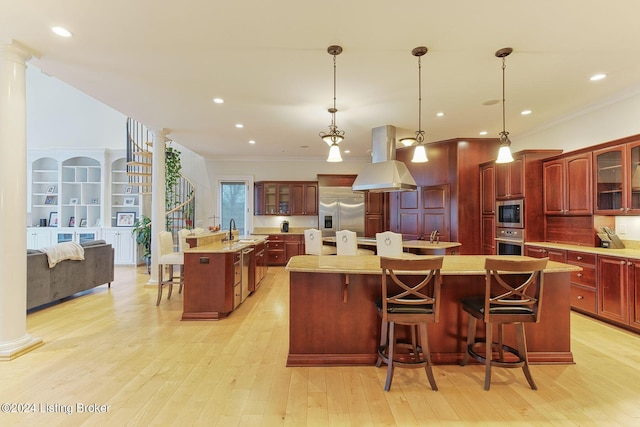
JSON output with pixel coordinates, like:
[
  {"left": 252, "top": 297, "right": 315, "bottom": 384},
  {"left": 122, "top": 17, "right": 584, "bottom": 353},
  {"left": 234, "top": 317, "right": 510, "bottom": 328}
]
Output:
[
  {"left": 0, "top": 41, "right": 43, "bottom": 360},
  {"left": 149, "top": 129, "right": 167, "bottom": 284}
]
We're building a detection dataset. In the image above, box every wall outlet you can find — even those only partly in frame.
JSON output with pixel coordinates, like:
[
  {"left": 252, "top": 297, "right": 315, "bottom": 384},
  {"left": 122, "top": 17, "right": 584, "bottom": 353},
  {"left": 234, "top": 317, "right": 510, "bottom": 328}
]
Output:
[{"left": 618, "top": 224, "right": 627, "bottom": 234}]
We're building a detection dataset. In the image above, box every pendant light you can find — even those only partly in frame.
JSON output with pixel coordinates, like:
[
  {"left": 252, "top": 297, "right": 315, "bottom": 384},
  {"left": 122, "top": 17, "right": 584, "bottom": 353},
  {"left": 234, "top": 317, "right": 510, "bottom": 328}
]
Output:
[
  {"left": 410, "top": 46, "right": 428, "bottom": 163},
  {"left": 495, "top": 47, "right": 514, "bottom": 164},
  {"left": 319, "top": 45, "right": 344, "bottom": 162}
]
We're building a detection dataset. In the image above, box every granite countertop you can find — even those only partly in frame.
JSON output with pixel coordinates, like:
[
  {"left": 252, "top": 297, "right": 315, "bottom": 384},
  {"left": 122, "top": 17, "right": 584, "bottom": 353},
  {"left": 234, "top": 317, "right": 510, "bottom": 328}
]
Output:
[
  {"left": 285, "top": 255, "right": 580, "bottom": 275},
  {"left": 184, "top": 235, "right": 267, "bottom": 254},
  {"left": 526, "top": 241, "right": 640, "bottom": 260}
]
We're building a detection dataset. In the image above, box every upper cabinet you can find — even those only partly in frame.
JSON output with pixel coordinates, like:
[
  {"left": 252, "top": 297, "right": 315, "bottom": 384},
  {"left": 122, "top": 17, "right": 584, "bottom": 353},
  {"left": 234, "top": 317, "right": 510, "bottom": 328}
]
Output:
[
  {"left": 255, "top": 181, "right": 318, "bottom": 216},
  {"left": 593, "top": 140, "right": 640, "bottom": 214},
  {"left": 543, "top": 153, "right": 592, "bottom": 215},
  {"left": 495, "top": 158, "right": 524, "bottom": 199}
]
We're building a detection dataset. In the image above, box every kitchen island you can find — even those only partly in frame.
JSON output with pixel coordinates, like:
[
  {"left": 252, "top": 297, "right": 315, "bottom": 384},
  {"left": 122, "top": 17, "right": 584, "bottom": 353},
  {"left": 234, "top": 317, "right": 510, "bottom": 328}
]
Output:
[
  {"left": 182, "top": 235, "right": 268, "bottom": 320},
  {"left": 323, "top": 236, "right": 461, "bottom": 255},
  {"left": 285, "top": 255, "right": 579, "bottom": 366}
]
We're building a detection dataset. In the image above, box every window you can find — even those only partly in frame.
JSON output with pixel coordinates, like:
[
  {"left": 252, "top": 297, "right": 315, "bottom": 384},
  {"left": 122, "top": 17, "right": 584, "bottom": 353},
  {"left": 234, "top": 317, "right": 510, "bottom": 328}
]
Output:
[{"left": 218, "top": 177, "right": 253, "bottom": 235}]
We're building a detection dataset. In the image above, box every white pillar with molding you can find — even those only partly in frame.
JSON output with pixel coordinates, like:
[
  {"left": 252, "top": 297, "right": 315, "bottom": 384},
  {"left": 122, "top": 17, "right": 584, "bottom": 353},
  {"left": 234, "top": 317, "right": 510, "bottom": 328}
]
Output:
[
  {"left": 0, "top": 41, "right": 43, "bottom": 360},
  {"left": 149, "top": 128, "right": 167, "bottom": 284}
]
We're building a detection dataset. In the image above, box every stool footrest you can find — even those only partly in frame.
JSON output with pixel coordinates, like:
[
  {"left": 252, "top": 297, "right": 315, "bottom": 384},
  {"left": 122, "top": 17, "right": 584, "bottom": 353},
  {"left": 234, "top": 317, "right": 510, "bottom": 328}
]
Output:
[{"left": 467, "top": 340, "right": 526, "bottom": 368}]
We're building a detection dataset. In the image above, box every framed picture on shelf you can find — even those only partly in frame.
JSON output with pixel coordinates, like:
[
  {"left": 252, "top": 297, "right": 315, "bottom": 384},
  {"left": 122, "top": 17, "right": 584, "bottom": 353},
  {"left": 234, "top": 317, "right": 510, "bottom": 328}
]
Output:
[
  {"left": 69, "top": 216, "right": 75, "bottom": 227},
  {"left": 46, "top": 185, "right": 56, "bottom": 194},
  {"left": 44, "top": 195, "right": 57, "bottom": 205},
  {"left": 123, "top": 197, "right": 135, "bottom": 206},
  {"left": 49, "top": 212, "right": 58, "bottom": 227},
  {"left": 125, "top": 186, "right": 133, "bottom": 194},
  {"left": 116, "top": 212, "right": 136, "bottom": 227},
  {"left": 69, "top": 197, "right": 79, "bottom": 205},
  {"left": 80, "top": 218, "right": 87, "bottom": 227}
]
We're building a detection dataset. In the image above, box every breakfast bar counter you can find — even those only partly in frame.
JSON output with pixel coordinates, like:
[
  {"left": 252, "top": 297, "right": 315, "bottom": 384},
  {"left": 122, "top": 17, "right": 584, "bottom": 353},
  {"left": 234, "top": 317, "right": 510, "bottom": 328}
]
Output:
[{"left": 285, "top": 255, "right": 579, "bottom": 366}]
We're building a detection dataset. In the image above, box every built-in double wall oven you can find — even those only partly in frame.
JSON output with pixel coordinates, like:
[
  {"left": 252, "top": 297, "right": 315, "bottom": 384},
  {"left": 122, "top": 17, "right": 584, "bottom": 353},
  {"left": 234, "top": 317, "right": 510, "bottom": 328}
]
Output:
[{"left": 496, "top": 199, "right": 525, "bottom": 256}]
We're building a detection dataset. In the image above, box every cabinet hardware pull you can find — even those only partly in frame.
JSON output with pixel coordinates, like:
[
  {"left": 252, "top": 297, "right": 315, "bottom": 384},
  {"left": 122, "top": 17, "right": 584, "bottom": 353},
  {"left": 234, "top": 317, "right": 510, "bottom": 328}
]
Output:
[
  {"left": 577, "top": 295, "right": 584, "bottom": 300},
  {"left": 577, "top": 273, "right": 582, "bottom": 277},
  {"left": 577, "top": 256, "right": 582, "bottom": 260}
]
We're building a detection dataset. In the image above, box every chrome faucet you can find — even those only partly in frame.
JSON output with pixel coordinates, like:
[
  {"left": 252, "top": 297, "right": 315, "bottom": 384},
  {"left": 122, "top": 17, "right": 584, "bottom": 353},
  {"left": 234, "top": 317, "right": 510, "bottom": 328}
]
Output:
[
  {"left": 229, "top": 218, "right": 236, "bottom": 241},
  {"left": 429, "top": 230, "right": 440, "bottom": 244}
]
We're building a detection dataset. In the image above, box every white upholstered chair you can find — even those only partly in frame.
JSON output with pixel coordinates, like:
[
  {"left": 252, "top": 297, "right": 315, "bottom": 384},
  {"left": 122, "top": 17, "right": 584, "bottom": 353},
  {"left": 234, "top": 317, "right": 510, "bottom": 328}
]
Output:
[
  {"left": 336, "top": 230, "right": 375, "bottom": 256},
  {"left": 376, "top": 231, "right": 419, "bottom": 258},
  {"left": 156, "top": 231, "right": 184, "bottom": 306},
  {"left": 304, "top": 228, "right": 337, "bottom": 255}
]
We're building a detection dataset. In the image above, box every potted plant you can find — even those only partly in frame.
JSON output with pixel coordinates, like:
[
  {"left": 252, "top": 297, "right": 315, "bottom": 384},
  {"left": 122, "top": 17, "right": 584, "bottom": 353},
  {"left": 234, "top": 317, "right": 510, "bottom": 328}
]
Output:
[{"left": 132, "top": 215, "right": 152, "bottom": 273}]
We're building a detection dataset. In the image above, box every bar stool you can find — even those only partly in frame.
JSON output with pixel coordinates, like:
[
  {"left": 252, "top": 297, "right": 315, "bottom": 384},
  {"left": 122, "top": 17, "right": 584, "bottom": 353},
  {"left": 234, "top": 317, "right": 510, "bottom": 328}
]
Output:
[
  {"left": 460, "top": 257, "right": 548, "bottom": 390},
  {"left": 376, "top": 256, "right": 444, "bottom": 391},
  {"left": 156, "top": 231, "right": 184, "bottom": 306},
  {"left": 304, "top": 228, "right": 337, "bottom": 255}
]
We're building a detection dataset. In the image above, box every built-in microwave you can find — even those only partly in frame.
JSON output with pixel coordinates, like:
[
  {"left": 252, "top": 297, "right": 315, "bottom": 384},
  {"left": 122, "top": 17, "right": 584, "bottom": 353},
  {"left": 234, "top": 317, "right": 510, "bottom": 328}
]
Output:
[{"left": 496, "top": 199, "right": 524, "bottom": 228}]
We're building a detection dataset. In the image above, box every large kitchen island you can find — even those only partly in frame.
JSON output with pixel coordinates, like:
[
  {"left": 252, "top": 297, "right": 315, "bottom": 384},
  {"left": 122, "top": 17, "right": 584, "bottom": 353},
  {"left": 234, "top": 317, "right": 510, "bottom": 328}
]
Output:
[{"left": 285, "top": 255, "right": 580, "bottom": 367}]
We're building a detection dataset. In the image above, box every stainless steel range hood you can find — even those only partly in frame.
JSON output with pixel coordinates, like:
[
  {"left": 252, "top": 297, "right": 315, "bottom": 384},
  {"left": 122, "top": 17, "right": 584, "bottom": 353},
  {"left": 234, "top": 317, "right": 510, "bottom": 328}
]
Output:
[{"left": 352, "top": 125, "right": 418, "bottom": 192}]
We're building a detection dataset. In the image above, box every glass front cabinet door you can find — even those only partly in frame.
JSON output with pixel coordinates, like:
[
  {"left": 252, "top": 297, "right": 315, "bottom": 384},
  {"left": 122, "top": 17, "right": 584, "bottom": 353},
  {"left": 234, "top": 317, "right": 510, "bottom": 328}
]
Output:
[{"left": 594, "top": 141, "right": 640, "bottom": 214}]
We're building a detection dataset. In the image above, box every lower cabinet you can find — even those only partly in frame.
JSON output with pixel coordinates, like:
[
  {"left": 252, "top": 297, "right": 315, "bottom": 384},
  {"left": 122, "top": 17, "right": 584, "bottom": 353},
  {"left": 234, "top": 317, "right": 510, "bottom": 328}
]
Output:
[
  {"left": 597, "top": 255, "right": 640, "bottom": 330},
  {"left": 252, "top": 241, "right": 267, "bottom": 291},
  {"left": 526, "top": 245, "right": 640, "bottom": 332},
  {"left": 267, "top": 234, "right": 303, "bottom": 266},
  {"left": 102, "top": 227, "right": 136, "bottom": 265},
  {"left": 26, "top": 228, "right": 53, "bottom": 249}
]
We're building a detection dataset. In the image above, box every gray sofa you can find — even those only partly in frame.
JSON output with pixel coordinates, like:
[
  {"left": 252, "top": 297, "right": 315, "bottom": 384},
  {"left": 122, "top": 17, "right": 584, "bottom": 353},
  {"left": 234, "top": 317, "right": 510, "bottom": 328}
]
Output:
[{"left": 27, "top": 240, "right": 115, "bottom": 310}]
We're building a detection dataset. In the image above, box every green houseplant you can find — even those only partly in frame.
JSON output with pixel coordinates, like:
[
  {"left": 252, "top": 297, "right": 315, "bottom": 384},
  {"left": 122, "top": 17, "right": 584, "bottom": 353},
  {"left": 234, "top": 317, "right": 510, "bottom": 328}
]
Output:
[{"left": 131, "top": 215, "right": 152, "bottom": 273}]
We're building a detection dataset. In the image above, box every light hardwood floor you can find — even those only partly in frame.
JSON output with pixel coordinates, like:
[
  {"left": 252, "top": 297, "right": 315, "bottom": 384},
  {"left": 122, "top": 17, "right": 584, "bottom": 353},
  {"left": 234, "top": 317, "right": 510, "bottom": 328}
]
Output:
[{"left": 1, "top": 265, "right": 640, "bottom": 426}]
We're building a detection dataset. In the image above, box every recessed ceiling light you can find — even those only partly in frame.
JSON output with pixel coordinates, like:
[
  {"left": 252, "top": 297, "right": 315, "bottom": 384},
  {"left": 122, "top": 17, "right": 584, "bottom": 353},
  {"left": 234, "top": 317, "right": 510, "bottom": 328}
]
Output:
[
  {"left": 213, "top": 98, "right": 224, "bottom": 104},
  {"left": 436, "top": 112, "right": 445, "bottom": 117},
  {"left": 235, "top": 123, "right": 244, "bottom": 128},
  {"left": 249, "top": 140, "right": 256, "bottom": 144},
  {"left": 590, "top": 73, "right": 607, "bottom": 81},
  {"left": 521, "top": 110, "right": 532, "bottom": 115},
  {"left": 479, "top": 131, "right": 488, "bottom": 136},
  {"left": 343, "top": 150, "right": 351, "bottom": 154},
  {"left": 51, "top": 26, "right": 72, "bottom": 37}
]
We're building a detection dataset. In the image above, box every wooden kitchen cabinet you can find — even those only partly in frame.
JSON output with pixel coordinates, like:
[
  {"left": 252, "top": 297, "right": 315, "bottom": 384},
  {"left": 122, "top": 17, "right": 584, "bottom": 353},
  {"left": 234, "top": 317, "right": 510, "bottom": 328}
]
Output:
[
  {"left": 364, "top": 191, "right": 386, "bottom": 237},
  {"left": 255, "top": 181, "right": 318, "bottom": 216},
  {"left": 390, "top": 184, "right": 450, "bottom": 241},
  {"left": 543, "top": 153, "right": 592, "bottom": 215},
  {"left": 480, "top": 163, "right": 495, "bottom": 254},
  {"left": 567, "top": 251, "right": 598, "bottom": 315},
  {"left": 495, "top": 157, "right": 524, "bottom": 199},
  {"left": 182, "top": 250, "right": 240, "bottom": 320},
  {"left": 593, "top": 140, "right": 640, "bottom": 215},
  {"left": 481, "top": 215, "right": 495, "bottom": 255},
  {"left": 284, "top": 234, "right": 303, "bottom": 262},
  {"left": 525, "top": 245, "right": 566, "bottom": 262},
  {"left": 266, "top": 234, "right": 285, "bottom": 265},
  {"left": 291, "top": 182, "right": 318, "bottom": 215},
  {"left": 598, "top": 255, "right": 630, "bottom": 325},
  {"left": 252, "top": 241, "right": 267, "bottom": 292}
]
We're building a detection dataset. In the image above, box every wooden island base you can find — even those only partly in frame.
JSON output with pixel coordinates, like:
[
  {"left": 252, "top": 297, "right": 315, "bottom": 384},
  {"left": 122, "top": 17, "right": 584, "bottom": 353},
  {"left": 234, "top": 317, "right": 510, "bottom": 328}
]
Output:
[{"left": 287, "top": 255, "right": 575, "bottom": 367}]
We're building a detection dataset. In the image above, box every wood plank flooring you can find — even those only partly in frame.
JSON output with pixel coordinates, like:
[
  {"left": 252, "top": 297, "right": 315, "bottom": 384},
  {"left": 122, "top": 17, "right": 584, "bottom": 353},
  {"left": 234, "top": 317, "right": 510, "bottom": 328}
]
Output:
[{"left": 1, "top": 265, "right": 639, "bottom": 426}]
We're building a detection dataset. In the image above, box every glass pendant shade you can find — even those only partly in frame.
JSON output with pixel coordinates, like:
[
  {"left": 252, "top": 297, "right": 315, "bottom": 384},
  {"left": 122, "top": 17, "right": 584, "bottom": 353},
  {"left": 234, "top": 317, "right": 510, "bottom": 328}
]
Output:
[
  {"left": 496, "top": 144, "right": 514, "bottom": 163},
  {"left": 411, "top": 144, "right": 428, "bottom": 163},
  {"left": 327, "top": 142, "right": 342, "bottom": 162},
  {"left": 322, "top": 132, "right": 344, "bottom": 146}
]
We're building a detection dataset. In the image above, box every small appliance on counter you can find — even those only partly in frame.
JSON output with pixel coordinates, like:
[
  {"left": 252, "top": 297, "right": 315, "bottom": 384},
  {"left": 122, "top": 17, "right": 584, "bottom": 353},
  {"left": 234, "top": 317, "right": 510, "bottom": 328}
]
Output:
[
  {"left": 598, "top": 226, "right": 625, "bottom": 249},
  {"left": 281, "top": 220, "right": 289, "bottom": 233}
]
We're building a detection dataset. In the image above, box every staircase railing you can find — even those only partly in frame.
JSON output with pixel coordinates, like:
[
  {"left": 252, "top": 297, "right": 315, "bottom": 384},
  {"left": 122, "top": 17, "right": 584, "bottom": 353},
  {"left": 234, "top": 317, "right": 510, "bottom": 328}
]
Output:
[{"left": 126, "top": 117, "right": 196, "bottom": 243}]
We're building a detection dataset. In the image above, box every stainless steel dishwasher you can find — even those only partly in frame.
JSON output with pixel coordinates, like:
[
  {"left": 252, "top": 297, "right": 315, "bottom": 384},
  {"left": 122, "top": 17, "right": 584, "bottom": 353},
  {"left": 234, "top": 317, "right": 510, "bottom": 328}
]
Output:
[{"left": 241, "top": 247, "right": 254, "bottom": 303}]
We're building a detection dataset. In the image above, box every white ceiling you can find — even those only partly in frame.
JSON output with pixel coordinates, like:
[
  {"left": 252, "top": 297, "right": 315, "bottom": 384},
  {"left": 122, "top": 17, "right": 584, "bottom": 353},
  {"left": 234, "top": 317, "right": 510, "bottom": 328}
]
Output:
[{"left": 3, "top": 0, "right": 640, "bottom": 161}]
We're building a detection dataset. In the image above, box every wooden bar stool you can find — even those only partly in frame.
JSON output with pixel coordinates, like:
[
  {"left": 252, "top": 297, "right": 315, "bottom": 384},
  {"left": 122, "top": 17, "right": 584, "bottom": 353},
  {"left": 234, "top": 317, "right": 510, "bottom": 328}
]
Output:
[
  {"left": 376, "top": 256, "right": 444, "bottom": 391},
  {"left": 460, "top": 257, "right": 548, "bottom": 390}
]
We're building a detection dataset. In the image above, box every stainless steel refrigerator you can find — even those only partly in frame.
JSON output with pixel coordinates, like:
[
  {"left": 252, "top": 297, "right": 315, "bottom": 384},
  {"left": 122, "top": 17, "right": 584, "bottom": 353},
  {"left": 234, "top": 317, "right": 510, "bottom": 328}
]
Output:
[{"left": 319, "top": 187, "right": 365, "bottom": 238}]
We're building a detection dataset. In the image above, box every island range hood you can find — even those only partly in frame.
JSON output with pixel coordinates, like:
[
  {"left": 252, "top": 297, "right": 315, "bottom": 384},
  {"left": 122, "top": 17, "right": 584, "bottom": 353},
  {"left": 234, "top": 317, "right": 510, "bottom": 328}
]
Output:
[{"left": 352, "top": 125, "right": 418, "bottom": 192}]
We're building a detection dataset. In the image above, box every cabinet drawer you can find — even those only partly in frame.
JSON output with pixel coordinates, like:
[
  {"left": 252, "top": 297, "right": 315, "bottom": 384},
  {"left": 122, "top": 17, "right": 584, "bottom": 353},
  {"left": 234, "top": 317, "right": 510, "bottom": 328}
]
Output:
[
  {"left": 570, "top": 265, "right": 596, "bottom": 288},
  {"left": 567, "top": 251, "right": 596, "bottom": 265},
  {"left": 284, "top": 234, "right": 302, "bottom": 242},
  {"left": 570, "top": 285, "right": 596, "bottom": 315},
  {"left": 268, "top": 241, "right": 283, "bottom": 250},
  {"left": 269, "top": 234, "right": 284, "bottom": 241},
  {"left": 267, "top": 250, "right": 285, "bottom": 265}
]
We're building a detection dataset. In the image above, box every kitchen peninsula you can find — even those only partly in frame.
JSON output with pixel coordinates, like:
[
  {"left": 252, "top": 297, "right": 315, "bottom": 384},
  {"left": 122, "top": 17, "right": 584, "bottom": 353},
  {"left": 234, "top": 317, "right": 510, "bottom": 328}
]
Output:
[{"left": 285, "top": 254, "right": 580, "bottom": 367}]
